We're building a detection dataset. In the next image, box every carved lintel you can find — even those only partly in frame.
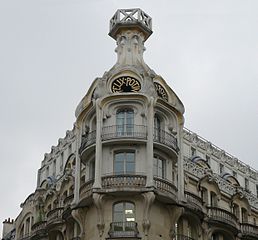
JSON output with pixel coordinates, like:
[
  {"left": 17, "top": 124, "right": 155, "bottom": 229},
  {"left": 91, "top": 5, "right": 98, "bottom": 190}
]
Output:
[
  {"left": 71, "top": 207, "right": 89, "bottom": 238},
  {"left": 93, "top": 193, "right": 105, "bottom": 238},
  {"left": 142, "top": 192, "right": 155, "bottom": 238}
]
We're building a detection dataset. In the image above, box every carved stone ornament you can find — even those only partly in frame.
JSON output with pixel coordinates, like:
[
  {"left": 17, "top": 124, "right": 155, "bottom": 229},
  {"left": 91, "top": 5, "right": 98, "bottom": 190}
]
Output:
[{"left": 142, "top": 192, "right": 155, "bottom": 238}]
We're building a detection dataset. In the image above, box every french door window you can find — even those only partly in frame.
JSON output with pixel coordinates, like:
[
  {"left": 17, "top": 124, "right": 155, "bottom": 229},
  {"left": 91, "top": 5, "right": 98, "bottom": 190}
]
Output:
[
  {"left": 113, "top": 202, "right": 135, "bottom": 231},
  {"left": 114, "top": 152, "right": 135, "bottom": 174},
  {"left": 153, "top": 155, "right": 165, "bottom": 178},
  {"left": 116, "top": 109, "right": 134, "bottom": 135}
]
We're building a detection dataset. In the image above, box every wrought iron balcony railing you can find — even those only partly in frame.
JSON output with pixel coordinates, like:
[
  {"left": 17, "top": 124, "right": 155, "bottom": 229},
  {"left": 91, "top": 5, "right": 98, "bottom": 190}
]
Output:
[
  {"left": 108, "top": 221, "right": 139, "bottom": 238},
  {"left": 154, "top": 176, "right": 177, "bottom": 197},
  {"left": 154, "top": 128, "right": 179, "bottom": 152},
  {"left": 79, "top": 130, "right": 96, "bottom": 153},
  {"left": 207, "top": 206, "right": 237, "bottom": 228},
  {"left": 46, "top": 207, "right": 64, "bottom": 224},
  {"left": 102, "top": 174, "right": 146, "bottom": 189},
  {"left": 102, "top": 125, "right": 147, "bottom": 141},
  {"left": 241, "top": 222, "right": 258, "bottom": 237}
]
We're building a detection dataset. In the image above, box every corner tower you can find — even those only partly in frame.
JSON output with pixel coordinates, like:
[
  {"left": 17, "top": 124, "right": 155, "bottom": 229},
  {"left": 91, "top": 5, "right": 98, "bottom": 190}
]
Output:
[{"left": 73, "top": 8, "right": 186, "bottom": 240}]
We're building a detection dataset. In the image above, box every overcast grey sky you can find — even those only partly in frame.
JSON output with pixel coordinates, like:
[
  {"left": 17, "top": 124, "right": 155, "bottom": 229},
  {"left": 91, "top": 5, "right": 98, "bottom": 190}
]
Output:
[{"left": 0, "top": 0, "right": 258, "bottom": 234}]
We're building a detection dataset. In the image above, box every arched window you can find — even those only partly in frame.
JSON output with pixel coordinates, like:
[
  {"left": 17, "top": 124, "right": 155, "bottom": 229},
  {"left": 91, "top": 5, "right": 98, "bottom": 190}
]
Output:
[
  {"left": 116, "top": 109, "right": 134, "bottom": 135},
  {"left": 114, "top": 151, "right": 135, "bottom": 174},
  {"left": 113, "top": 202, "right": 135, "bottom": 231},
  {"left": 153, "top": 155, "right": 165, "bottom": 178}
]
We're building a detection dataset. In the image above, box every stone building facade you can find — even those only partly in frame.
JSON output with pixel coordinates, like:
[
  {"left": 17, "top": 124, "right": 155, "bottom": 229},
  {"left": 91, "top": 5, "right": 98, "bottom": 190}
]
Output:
[{"left": 2, "top": 8, "right": 258, "bottom": 240}]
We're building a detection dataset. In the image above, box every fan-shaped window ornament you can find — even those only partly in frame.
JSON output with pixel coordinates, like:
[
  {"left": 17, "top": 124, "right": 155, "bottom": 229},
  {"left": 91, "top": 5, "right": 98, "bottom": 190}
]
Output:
[
  {"left": 191, "top": 156, "right": 210, "bottom": 169},
  {"left": 221, "top": 173, "right": 240, "bottom": 186}
]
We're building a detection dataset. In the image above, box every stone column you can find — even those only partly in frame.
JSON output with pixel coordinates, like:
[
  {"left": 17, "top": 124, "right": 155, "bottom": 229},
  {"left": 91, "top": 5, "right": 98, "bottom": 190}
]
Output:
[
  {"left": 146, "top": 97, "right": 154, "bottom": 187},
  {"left": 93, "top": 99, "right": 102, "bottom": 189},
  {"left": 177, "top": 125, "right": 185, "bottom": 201},
  {"left": 73, "top": 123, "right": 81, "bottom": 204}
]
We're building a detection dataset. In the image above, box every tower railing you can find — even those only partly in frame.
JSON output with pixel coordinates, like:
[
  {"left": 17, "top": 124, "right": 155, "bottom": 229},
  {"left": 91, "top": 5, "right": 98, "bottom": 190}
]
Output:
[
  {"left": 102, "top": 173, "right": 146, "bottom": 189},
  {"left": 102, "top": 124, "right": 147, "bottom": 140}
]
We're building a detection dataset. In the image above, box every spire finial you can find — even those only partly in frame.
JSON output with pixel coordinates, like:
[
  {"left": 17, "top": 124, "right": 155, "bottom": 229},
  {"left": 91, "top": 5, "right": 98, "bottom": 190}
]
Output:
[
  {"left": 109, "top": 8, "right": 152, "bottom": 41},
  {"left": 109, "top": 9, "right": 153, "bottom": 66}
]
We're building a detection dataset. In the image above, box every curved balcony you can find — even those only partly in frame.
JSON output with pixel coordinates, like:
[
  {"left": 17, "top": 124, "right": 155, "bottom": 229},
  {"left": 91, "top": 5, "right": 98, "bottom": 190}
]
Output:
[
  {"left": 173, "top": 235, "right": 196, "bottom": 240},
  {"left": 154, "top": 177, "right": 177, "bottom": 199},
  {"left": 102, "top": 174, "right": 146, "bottom": 191},
  {"left": 207, "top": 206, "right": 238, "bottom": 229},
  {"left": 79, "top": 179, "right": 94, "bottom": 201},
  {"left": 241, "top": 223, "right": 258, "bottom": 239},
  {"left": 154, "top": 128, "right": 179, "bottom": 153},
  {"left": 79, "top": 130, "right": 96, "bottom": 154},
  {"left": 31, "top": 221, "right": 47, "bottom": 239},
  {"left": 46, "top": 207, "right": 64, "bottom": 226},
  {"left": 108, "top": 221, "right": 139, "bottom": 238},
  {"left": 102, "top": 125, "right": 147, "bottom": 142},
  {"left": 185, "top": 191, "right": 203, "bottom": 212}
]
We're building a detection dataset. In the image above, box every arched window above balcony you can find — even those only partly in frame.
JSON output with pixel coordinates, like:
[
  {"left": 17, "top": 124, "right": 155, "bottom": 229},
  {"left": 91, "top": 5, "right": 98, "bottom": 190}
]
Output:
[
  {"left": 116, "top": 109, "right": 134, "bottom": 135},
  {"left": 114, "top": 151, "right": 135, "bottom": 174}
]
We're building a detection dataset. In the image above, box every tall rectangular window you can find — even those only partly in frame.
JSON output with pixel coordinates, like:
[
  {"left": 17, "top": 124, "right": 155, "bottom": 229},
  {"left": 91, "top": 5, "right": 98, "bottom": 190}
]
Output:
[
  {"left": 219, "top": 163, "right": 224, "bottom": 174},
  {"left": 245, "top": 178, "right": 249, "bottom": 190},
  {"left": 114, "top": 151, "right": 135, "bottom": 174},
  {"left": 116, "top": 109, "right": 134, "bottom": 136},
  {"left": 191, "top": 147, "right": 196, "bottom": 157},
  {"left": 153, "top": 155, "right": 165, "bottom": 178}
]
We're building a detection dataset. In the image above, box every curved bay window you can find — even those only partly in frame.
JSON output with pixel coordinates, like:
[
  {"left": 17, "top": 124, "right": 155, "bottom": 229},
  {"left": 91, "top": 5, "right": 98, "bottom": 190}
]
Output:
[
  {"left": 116, "top": 109, "right": 134, "bottom": 136},
  {"left": 110, "top": 202, "right": 137, "bottom": 237},
  {"left": 153, "top": 155, "right": 165, "bottom": 178},
  {"left": 114, "top": 151, "right": 135, "bottom": 174}
]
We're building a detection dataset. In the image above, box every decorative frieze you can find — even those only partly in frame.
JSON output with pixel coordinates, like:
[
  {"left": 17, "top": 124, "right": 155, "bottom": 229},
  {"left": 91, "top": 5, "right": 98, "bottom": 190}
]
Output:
[{"left": 183, "top": 128, "right": 257, "bottom": 180}]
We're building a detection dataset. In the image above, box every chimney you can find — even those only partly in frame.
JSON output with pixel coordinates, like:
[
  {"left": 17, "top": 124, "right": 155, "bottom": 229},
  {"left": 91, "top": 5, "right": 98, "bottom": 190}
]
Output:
[{"left": 2, "top": 218, "right": 14, "bottom": 238}]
